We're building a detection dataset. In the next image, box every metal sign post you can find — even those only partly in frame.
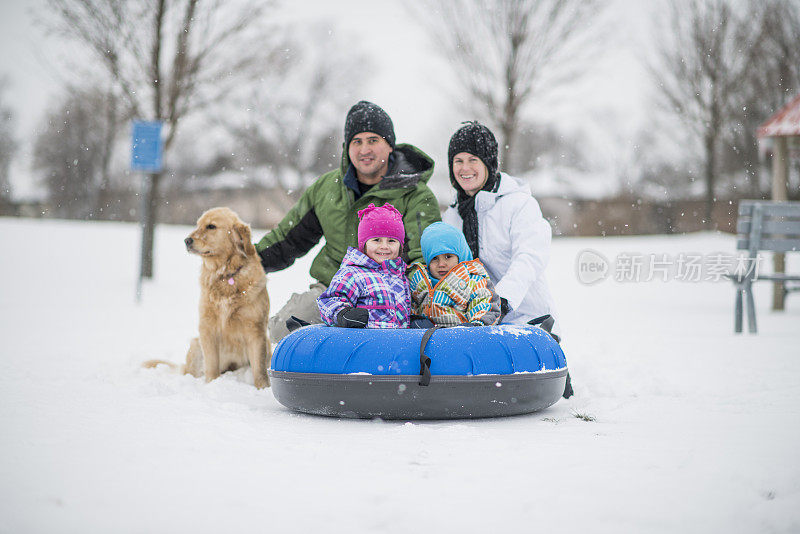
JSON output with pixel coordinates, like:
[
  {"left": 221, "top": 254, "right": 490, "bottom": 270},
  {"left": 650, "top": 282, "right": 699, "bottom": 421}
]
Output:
[{"left": 131, "top": 120, "right": 164, "bottom": 302}]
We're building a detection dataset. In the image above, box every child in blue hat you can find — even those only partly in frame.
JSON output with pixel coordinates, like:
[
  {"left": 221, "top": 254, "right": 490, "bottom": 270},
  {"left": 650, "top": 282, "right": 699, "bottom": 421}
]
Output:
[{"left": 407, "top": 222, "right": 502, "bottom": 327}]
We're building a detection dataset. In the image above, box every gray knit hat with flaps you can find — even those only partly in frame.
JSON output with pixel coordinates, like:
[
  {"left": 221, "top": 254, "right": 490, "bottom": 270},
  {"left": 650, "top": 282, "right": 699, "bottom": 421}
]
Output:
[
  {"left": 447, "top": 121, "right": 499, "bottom": 191},
  {"left": 344, "top": 101, "right": 396, "bottom": 149}
]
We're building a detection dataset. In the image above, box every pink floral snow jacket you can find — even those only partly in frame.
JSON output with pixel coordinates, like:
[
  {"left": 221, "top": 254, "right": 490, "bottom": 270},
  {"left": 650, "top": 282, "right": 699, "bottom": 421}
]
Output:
[{"left": 317, "top": 247, "right": 411, "bottom": 328}]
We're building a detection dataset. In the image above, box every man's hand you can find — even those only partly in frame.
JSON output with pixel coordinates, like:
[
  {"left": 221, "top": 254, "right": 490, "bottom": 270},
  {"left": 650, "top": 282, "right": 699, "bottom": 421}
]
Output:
[
  {"left": 336, "top": 307, "right": 369, "bottom": 328},
  {"left": 500, "top": 297, "right": 510, "bottom": 316}
]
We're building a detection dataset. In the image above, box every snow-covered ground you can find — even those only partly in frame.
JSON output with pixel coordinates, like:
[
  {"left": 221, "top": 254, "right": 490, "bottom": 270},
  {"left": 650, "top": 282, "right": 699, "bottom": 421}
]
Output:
[{"left": 1, "top": 216, "right": 798, "bottom": 533}]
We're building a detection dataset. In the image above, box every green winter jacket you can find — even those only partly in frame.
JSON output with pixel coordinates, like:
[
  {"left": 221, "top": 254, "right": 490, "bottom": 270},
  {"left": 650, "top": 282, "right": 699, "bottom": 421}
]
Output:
[{"left": 255, "top": 143, "right": 441, "bottom": 286}]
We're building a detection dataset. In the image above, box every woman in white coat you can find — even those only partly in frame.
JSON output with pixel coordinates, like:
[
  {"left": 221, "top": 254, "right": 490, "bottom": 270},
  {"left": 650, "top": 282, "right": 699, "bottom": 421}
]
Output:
[
  {"left": 442, "top": 121, "right": 556, "bottom": 323},
  {"left": 442, "top": 121, "right": 572, "bottom": 397}
]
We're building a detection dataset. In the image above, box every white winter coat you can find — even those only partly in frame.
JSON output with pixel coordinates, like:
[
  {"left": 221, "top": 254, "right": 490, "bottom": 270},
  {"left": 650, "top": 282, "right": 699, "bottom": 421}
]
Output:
[{"left": 443, "top": 173, "right": 555, "bottom": 324}]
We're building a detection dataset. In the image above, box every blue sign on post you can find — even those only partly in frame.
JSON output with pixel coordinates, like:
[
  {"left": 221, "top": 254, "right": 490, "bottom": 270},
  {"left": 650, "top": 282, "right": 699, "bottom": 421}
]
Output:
[
  {"left": 132, "top": 120, "right": 164, "bottom": 300},
  {"left": 131, "top": 120, "right": 163, "bottom": 172}
]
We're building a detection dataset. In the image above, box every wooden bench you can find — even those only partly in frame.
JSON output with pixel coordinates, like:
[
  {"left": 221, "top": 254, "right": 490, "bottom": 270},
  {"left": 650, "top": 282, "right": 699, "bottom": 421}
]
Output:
[{"left": 730, "top": 200, "right": 800, "bottom": 333}]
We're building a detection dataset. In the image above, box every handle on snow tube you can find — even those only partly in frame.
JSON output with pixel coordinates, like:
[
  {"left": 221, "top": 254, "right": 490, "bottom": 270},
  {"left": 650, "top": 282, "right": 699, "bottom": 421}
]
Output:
[{"left": 419, "top": 326, "right": 441, "bottom": 386}]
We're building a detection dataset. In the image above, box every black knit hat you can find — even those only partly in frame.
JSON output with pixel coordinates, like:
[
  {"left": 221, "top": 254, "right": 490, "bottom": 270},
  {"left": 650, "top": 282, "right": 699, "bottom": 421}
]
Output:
[
  {"left": 447, "top": 121, "right": 499, "bottom": 192},
  {"left": 344, "top": 100, "right": 396, "bottom": 149}
]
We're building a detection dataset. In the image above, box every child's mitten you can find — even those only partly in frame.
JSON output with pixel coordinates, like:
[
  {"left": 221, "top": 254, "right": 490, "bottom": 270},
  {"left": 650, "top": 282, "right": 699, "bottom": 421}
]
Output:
[{"left": 336, "top": 307, "right": 369, "bottom": 328}]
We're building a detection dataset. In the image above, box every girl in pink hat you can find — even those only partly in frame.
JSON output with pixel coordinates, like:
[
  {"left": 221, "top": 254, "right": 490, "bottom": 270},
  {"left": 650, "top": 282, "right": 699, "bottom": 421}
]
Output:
[{"left": 317, "top": 203, "right": 411, "bottom": 328}]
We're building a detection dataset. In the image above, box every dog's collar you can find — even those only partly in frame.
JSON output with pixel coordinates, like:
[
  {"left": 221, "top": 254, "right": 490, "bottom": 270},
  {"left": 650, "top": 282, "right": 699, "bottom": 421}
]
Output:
[{"left": 222, "top": 265, "right": 244, "bottom": 286}]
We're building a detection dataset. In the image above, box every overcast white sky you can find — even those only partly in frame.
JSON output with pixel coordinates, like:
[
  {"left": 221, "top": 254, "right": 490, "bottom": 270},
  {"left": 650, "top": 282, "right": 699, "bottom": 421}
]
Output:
[{"left": 0, "top": 0, "right": 655, "bottom": 199}]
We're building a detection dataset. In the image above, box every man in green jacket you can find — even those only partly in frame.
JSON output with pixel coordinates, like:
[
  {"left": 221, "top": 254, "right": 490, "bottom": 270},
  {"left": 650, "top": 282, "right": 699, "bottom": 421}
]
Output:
[{"left": 256, "top": 100, "right": 441, "bottom": 341}]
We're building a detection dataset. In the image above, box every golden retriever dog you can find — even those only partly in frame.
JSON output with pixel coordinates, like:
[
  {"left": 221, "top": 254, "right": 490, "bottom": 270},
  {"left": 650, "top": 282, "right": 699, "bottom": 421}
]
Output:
[{"left": 144, "top": 207, "right": 271, "bottom": 388}]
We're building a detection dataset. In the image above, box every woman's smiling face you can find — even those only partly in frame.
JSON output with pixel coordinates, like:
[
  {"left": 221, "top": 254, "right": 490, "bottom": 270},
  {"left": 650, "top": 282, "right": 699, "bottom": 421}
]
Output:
[{"left": 452, "top": 152, "right": 488, "bottom": 196}]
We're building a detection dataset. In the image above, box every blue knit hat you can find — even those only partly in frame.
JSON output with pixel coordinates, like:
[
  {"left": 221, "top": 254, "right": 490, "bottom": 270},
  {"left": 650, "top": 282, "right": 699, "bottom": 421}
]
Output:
[{"left": 421, "top": 222, "right": 473, "bottom": 278}]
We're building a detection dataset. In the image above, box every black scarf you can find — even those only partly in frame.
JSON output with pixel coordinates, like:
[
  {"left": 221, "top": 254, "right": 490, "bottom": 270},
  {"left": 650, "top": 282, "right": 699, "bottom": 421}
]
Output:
[{"left": 455, "top": 172, "right": 500, "bottom": 259}]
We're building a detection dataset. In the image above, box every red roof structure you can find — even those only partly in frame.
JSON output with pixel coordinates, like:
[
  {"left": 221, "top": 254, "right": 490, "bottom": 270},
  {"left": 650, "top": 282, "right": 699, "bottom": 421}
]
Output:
[{"left": 757, "top": 93, "right": 800, "bottom": 138}]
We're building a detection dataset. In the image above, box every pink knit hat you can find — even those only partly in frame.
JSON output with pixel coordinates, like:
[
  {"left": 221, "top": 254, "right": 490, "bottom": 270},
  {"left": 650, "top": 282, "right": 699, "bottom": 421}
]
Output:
[{"left": 357, "top": 203, "right": 405, "bottom": 251}]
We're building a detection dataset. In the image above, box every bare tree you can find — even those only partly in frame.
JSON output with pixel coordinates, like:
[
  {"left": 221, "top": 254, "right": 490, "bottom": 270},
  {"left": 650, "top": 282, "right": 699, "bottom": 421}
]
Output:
[
  {"left": 41, "top": 0, "right": 284, "bottom": 277},
  {"left": 223, "top": 36, "right": 369, "bottom": 196},
  {"left": 0, "top": 77, "right": 16, "bottom": 211},
  {"left": 412, "top": 0, "right": 598, "bottom": 171},
  {"left": 651, "top": 0, "right": 769, "bottom": 228},
  {"left": 732, "top": 0, "right": 800, "bottom": 197},
  {"left": 508, "top": 120, "right": 589, "bottom": 175},
  {"left": 757, "top": 0, "right": 800, "bottom": 111},
  {"left": 33, "top": 86, "right": 122, "bottom": 219}
]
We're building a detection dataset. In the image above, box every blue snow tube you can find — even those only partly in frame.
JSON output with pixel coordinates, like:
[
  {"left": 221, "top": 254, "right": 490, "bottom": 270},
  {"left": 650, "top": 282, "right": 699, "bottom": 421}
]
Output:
[{"left": 268, "top": 324, "right": 567, "bottom": 419}]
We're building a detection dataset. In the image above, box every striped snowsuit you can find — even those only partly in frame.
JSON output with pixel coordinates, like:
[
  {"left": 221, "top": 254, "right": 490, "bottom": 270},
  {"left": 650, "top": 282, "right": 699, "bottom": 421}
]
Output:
[{"left": 407, "top": 259, "right": 502, "bottom": 326}]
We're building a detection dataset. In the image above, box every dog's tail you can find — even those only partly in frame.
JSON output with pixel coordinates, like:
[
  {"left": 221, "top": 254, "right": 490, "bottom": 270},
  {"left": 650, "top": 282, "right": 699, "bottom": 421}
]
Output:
[{"left": 142, "top": 359, "right": 184, "bottom": 372}]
